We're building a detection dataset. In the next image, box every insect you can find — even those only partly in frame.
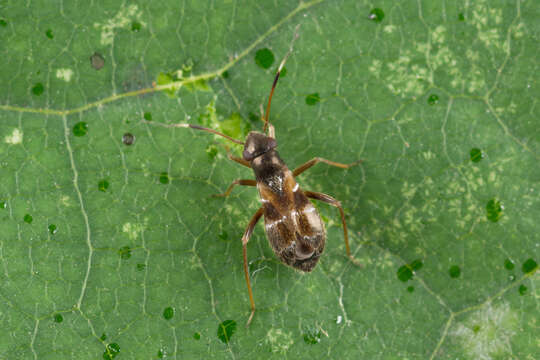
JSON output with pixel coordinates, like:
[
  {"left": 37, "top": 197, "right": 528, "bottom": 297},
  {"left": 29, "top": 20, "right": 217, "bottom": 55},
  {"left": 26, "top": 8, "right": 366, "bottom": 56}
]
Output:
[{"left": 156, "top": 29, "right": 360, "bottom": 325}]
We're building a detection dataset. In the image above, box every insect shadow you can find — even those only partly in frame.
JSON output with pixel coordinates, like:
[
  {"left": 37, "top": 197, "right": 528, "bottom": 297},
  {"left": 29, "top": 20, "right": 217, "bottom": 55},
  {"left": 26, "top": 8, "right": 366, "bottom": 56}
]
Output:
[{"left": 148, "top": 27, "right": 361, "bottom": 326}]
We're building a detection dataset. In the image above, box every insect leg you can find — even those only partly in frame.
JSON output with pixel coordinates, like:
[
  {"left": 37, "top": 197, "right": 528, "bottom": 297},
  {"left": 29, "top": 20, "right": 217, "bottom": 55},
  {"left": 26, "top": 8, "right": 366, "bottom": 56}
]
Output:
[
  {"left": 227, "top": 153, "right": 251, "bottom": 168},
  {"left": 303, "top": 191, "right": 360, "bottom": 266},
  {"left": 213, "top": 179, "right": 256, "bottom": 197},
  {"left": 241, "top": 206, "right": 264, "bottom": 326},
  {"left": 293, "top": 157, "right": 361, "bottom": 177}
]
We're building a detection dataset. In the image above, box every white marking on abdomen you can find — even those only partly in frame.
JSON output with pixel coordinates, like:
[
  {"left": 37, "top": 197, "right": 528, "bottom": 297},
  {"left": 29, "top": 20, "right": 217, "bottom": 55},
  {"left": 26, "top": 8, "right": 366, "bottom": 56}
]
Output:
[{"left": 292, "top": 183, "right": 299, "bottom": 192}]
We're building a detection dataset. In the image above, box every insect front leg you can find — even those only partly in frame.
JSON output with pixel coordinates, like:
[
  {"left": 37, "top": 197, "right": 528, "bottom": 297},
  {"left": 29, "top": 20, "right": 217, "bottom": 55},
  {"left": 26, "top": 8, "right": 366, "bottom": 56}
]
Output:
[
  {"left": 241, "top": 207, "right": 264, "bottom": 326},
  {"left": 213, "top": 179, "right": 256, "bottom": 197},
  {"left": 303, "top": 190, "right": 361, "bottom": 266},
  {"left": 293, "top": 157, "right": 361, "bottom": 177}
]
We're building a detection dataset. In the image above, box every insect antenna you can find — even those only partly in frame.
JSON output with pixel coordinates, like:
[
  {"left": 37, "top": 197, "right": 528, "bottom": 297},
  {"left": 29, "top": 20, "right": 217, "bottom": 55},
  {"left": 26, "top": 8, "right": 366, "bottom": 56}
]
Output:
[
  {"left": 143, "top": 121, "right": 244, "bottom": 145},
  {"left": 263, "top": 25, "right": 301, "bottom": 134}
]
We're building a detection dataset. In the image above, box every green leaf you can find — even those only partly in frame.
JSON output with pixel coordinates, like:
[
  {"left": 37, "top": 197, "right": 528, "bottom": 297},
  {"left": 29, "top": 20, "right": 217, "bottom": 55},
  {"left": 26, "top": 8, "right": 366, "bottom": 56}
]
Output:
[{"left": 0, "top": 1, "right": 538, "bottom": 359}]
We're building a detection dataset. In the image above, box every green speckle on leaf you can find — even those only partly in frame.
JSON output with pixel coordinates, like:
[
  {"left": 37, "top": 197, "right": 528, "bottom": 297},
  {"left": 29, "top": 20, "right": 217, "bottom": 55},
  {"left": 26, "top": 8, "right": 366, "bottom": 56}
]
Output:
[
  {"left": 118, "top": 246, "right": 131, "bottom": 260},
  {"left": 193, "top": 332, "right": 201, "bottom": 340},
  {"left": 98, "top": 180, "right": 109, "bottom": 192},
  {"left": 163, "top": 307, "right": 174, "bottom": 320},
  {"left": 32, "top": 83, "right": 44, "bottom": 96},
  {"left": 0, "top": 19, "right": 7, "bottom": 27},
  {"left": 518, "top": 284, "right": 527, "bottom": 295},
  {"left": 45, "top": 29, "right": 53, "bottom": 39},
  {"left": 143, "top": 112, "right": 152, "bottom": 121},
  {"left": 23, "top": 214, "right": 33, "bottom": 224},
  {"left": 73, "top": 122, "right": 88, "bottom": 136},
  {"left": 254, "top": 48, "right": 274, "bottom": 69},
  {"left": 53, "top": 313, "right": 63, "bottom": 323},
  {"left": 48, "top": 224, "right": 57, "bottom": 235},
  {"left": 427, "top": 94, "right": 439, "bottom": 105},
  {"left": 368, "top": 8, "right": 385, "bottom": 23},
  {"left": 470, "top": 148, "right": 484, "bottom": 162},
  {"left": 100, "top": 334, "right": 107, "bottom": 341},
  {"left": 458, "top": 13, "right": 465, "bottom": 21},
  {"left": 486, "top": 199, "right": 503, "bottom": 222},
  {"left": 521, "top": 258, "right": 537, "bottom": 274},
  {"left": 303, "top": 328, "right": 322, "bottom": 345},
  {"left": 159, "top": 172, "right": 170, "bottom": 184},
  {"left": 407, "top": 286, "right": 415, "bottom": 293},
  {"left": 397, "top": 265, "right": 413, "bottom": 282},
  {"left": 136, "top": 263, "right": 146, "bottom": 271},
  {"left": 449, "top": 265, "right": 461, "bottom": 278},
  {"left": 131, "top": 21, "right": 141, "bottom": 32},
  {"left": 0, "top": 201, "right": 6, "bottom": 209},
  {"left": 504, "top": 259, "right": 514, "bottom": 270},
  {"left": 305, "top": 93, "right": 320, "bottom": 105},
  {"left": 103, "top": 343, "right": 120, "bottom": 360},
  {"left": 217, "top": 320, "right": 236, "bottom": 344}
]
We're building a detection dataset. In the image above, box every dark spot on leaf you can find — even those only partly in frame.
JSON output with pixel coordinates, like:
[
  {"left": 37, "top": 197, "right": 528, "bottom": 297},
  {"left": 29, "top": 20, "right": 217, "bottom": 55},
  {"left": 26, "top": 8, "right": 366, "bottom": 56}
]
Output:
[
  {"left": 159, "top": 172, "right": 169, "bottom": 184},
  {"left": 217, "top": 320, "right": 236, "bottom": 344},
  {"left": 136, "top": 263, "right": 146, "bottom": 271},
  {"left": 486, "top": 199, "right": 503, "bottom": 222},
  {"left": 91, "top": 52, "right": 105, "bottom": 70},
  {"left": 504, "top": 258, "right": 514, "bottom": 270},
  {"left": 193, "top": 332, "right": 201, "bottom": 340},
  {"left": 518, "top": 284, "right": 527, "bottom": 295},
  {"left": 143, "top": 112, "right": 152, "bottom": 121},
  {"left": 427, "top": 94, "right": 439, "bottom": 105},
  {"left": 368, "top": 8, "right": 385, "bottom": 23},
  {"left": 24, "top": 214, "right": 33, "bottom": 224},
  {"left": 45, "top": 29, "right": 53, "bottom": 39},
  {"left": 163, "top": 307, "right": 174, "bottom": 320},
  {"left": 303, "top": 327, "right": 322, "bottom": 344},
  {"left": 255, "top": 48, "right": 274, "bottom": 69},
  {"left": 53, "top": 313, "right": 63, "bottom": 323},
  {"left": 73, "top": 122, "right": 88, "bottom": 137},
  {"left": 118, "top": 246, "right": 131, "bottom": 260},
  {"left": 103, "top": 343, "right": 120, "bottom": 360},
  {"left": 305, "top": 93, "right": 320, "bottom": 105},
  {"left": 449, "top": 265, "right": 461, "bottom": 278},
  {"left": 521, "top": 258, "right": 537, "bottom": 274},
  {"left": 48, "top": 224, "right": 57, "bottom": 235},
  {"left": 32, "top": 83, "right": 44, "bottom": 96},
  {"left": 131, "top": 21, "right": 141, "bottom": 32},
  {"left": 122, "top": 133, "right": 135, "bottom": 145},
  {"left": 98, "top": 180, "right": 109, "bottom": 192},
  {"left": 470, "top": 148, "right": 484, "bottom": 163}
]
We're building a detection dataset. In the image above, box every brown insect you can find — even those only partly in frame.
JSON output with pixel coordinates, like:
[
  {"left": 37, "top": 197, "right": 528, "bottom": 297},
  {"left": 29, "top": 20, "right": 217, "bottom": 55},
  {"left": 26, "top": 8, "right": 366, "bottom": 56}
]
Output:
[{"left": 156, "top": 30, "right": 360, "bottom": 325}]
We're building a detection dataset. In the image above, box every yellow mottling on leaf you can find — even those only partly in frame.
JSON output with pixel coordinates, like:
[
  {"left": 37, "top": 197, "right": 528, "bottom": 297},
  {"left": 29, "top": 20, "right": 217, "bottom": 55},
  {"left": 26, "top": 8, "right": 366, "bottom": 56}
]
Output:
[
  {"left": 56, "top": 68, "right": 74, "bottom": 82},
  {"left": 4, "top": 128, "right": 22, "bottom": 144}
]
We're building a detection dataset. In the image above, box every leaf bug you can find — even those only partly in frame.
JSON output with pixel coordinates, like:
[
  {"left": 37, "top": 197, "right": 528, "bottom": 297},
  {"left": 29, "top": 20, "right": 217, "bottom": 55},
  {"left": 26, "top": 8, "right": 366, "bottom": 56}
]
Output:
[{"left": 151, "top": 28, "right": 361, "bottom": 325}]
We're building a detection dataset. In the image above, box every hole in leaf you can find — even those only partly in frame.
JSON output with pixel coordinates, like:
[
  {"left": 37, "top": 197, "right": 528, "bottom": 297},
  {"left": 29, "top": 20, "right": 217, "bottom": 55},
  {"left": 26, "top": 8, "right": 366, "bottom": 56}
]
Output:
[{"left": 91, "top": 52, "right": 105, "bottom": 70}]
